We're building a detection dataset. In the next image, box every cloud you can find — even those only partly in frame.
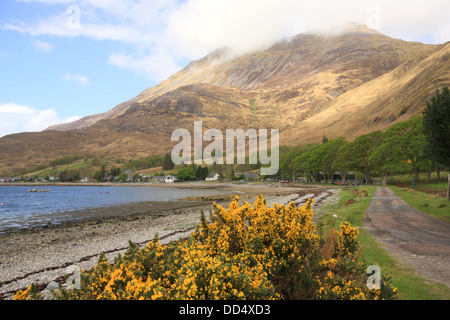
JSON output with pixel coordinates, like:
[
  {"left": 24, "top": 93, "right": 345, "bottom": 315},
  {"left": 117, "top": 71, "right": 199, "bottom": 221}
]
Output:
[
  {"left": 61, "top": 73, "right": 91, "bottom": 86},
  {"left": 0, "top": 103, "right": 81, "bottom": 137},
  {"left": 167, "top": 0, "right": 301, "bottom": 57},
  {"left": 108, "top": 46, "right": 180, "bottom": 81},
  {"left": 167, "top": 0, "right": 450, "bottom": 56},
  {"left": 0, "top": 103, "right": 36, "bottom": 114},
  {"left": 4, "top": 0, "right": 450, "bottom": 82},
  {"left": 31, "top": 39, "right": 54, "bottom": 52}
]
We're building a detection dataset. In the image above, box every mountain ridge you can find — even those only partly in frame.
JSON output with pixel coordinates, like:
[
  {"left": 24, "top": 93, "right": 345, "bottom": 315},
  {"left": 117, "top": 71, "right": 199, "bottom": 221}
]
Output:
[
  {"left": 47, "top": 23, "right": 440, "bottom": 131},
  {"left": 1, "top": 24, "right": 449, "bottom": 176}
]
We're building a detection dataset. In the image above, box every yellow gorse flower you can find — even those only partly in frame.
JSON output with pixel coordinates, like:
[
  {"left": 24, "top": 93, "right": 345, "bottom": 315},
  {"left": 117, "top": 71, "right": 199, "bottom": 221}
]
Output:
[{"left": 15, "top": 195, "right": 397, "bottom": 301}]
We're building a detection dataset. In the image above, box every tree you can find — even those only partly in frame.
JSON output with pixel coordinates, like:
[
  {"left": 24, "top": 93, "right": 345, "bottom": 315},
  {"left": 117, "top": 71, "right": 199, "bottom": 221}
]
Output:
[
  {"left": 162, "top": 153, "right": 175, "bottom": 170},
  {"left": 279, "top": 145, "right": 306, "bottom": 181},
  {"left": 59, "top": 169, "right": 80, "bottom": 182},
  {"left": 369, "top": 136, "right": 405, "bottom": 185},
  {"left": 320, "top": 137, "right": 346, "bottom": 183},
  {"left": 332, "top": 141, "right": 352, "bottom": 185},
  {"left": 422, "top": 87, "right": 450, "bottom": 199},
  {"left": 94, "top": 165, "right": 107, "bottom": 182},
  {"left": 118, "top": 172, "right": 128, "bottom": 182},
  {"left": 348, "top": 131, "right": 384, "bottom": 184},
  {"left": 293, "top": 144, "right": 323, "bottom": 183},
  {"left": 202, "top": 167, "right": 209, "bottom": 180},
  {"left": 110, "top": 166, "right": 121, "bottom": 177},
  {"left": 385, "top": 116, "right": 429, "bottom": 183},
  {"left": 176, "top": 166, "right": 197, "bottom": 181},
  {"left": 196, "top": 166, "right": 209, "bottom": 180}
]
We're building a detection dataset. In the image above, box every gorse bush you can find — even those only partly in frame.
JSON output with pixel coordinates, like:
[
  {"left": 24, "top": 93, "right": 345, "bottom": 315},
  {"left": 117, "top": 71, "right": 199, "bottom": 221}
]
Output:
[{"left": 15, "top": 195, "right": 397, "bottom": 300}]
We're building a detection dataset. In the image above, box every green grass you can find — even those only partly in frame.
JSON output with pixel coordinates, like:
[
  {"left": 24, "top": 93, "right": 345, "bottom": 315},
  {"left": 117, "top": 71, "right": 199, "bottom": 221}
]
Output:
[
  {"left": 26, "top": 159, "right": 93, "bottom": 177},
  {"left": 389, "top": 186, "right": 450, "bottom": 222},
  {"left": 316, "top": 186, "right": 450, "bottom": 300},
  {"left": 387, "top": 171, "right": 449, "bottom": 186},
  {"left": 25, "top": 158, "right": 124, "bottom": 179}
]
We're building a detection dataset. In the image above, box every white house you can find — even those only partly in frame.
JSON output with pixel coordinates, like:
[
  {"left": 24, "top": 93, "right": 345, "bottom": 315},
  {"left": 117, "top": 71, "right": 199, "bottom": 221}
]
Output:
[
  {"left": 151, "top": 176, "right": 166, "bottom": 182},
  {"left": 165, "top": 175, "right": 177, "bottom": 183},
  {"left": 205, "top": 173, "right": 220, "bottom": 181}
]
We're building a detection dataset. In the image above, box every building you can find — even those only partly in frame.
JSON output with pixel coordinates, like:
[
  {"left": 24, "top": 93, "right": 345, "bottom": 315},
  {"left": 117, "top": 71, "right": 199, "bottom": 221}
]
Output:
[
  {"left": 244, "top": 173, "right": 259, "bottom": 180},
  {"left": 205, "top": 173, "right": 220, "bottom": 181},
  {"left": 151, "top": 176, "right": 166, "bottom": 182},
  {"left": 165, "top": 175, "right": 177, "bottom": 183}
]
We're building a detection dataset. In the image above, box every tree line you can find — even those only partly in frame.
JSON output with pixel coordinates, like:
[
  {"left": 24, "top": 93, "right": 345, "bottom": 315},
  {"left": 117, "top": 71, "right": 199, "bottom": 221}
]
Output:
[{"left": 279, "top": 88, "right": 450, "bottom": 193}]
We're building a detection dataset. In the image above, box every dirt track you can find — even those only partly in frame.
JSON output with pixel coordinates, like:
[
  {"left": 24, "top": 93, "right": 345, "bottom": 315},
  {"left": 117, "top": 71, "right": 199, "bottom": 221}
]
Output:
[{"left": 364, "top": 187, "right": 450, "bottom": 288}]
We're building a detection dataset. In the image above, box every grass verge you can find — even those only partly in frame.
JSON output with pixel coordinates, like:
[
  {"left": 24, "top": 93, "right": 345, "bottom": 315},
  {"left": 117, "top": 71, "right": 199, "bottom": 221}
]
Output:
[
  {"left": 316, "top": 186, "right": 450, "bottom": 300},
  {"left": 388, "top": 186, "right": 449, "bottom": 222}
]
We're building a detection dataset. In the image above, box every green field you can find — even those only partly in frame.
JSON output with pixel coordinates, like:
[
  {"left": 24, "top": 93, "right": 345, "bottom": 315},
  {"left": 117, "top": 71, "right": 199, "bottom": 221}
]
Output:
[{"left": 25, "top": 158, "right": 105, "bottom": 179}]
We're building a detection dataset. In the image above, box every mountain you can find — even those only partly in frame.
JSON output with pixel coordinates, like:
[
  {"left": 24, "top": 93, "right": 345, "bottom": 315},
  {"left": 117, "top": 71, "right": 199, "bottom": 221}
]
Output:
[{"left": 1, "top": 23, "right": 449, "bottom": 176}]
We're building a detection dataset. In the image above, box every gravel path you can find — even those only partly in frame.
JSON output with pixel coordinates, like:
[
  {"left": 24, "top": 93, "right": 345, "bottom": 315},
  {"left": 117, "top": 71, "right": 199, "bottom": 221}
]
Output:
[{"left": 364, "top": 187, "right": 450, "bottom": 288}]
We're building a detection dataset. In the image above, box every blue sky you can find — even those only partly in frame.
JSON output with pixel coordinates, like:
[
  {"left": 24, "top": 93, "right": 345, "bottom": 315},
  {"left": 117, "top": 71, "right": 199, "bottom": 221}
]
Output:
[{"left": 0, "top": 0, "right": 449, "bottom": 137}]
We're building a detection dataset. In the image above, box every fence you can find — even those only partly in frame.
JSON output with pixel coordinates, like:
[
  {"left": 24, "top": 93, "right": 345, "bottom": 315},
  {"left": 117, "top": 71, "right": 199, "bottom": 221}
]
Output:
[{"left": 393, "top": 180, "right": 448, "bottom": 198}]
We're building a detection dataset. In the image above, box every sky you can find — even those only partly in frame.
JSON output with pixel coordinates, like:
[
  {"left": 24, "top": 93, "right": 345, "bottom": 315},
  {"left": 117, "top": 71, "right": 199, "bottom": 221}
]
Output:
[{"left": 0, "top": 0, "right": 449, "bottom": 137}]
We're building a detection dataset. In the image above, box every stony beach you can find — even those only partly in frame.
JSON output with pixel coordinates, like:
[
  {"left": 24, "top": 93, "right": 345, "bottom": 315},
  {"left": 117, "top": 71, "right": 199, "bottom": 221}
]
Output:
[{"left": 0, "top": 182, "right": 340, "bottom": 299}]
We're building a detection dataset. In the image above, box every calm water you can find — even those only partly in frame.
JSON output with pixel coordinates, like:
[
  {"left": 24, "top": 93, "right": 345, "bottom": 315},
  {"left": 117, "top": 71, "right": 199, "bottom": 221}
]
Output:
[{"left": 0, "top": 185, "right": 225, "bottom": 233}]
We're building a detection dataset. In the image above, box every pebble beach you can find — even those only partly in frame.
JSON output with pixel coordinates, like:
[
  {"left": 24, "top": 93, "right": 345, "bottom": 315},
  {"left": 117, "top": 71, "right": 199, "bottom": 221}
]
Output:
[{"left": 0, "top": 182, "right": 340, "bottom": 299}]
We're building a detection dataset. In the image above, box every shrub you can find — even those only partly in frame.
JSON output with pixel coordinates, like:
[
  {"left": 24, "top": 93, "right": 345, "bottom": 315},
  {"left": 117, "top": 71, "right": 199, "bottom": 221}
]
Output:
[
  {"left": 352, "top": 189, "right": 368, "bottom": 197},
  {"left": 15, "top": 195, "right": 397, "bottom": 300},
  {"left": 14, "top": 284, "right": 42, "bottom": 300},
  {"left": 343, "top": 199, "right": 355, "bottom": 206}
]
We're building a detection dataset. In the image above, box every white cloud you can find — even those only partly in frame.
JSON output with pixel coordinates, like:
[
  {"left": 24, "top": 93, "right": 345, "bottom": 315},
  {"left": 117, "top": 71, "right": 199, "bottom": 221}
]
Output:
[
  {"left": 31, "top": 39, "right": 54, "bottom": 52},
  {"left": 0, "top": 103, "right": 81, "bottom": 137},
  {"left": 4, "top": 0, "right": 450, "bottom": 82},
  {"left": 108, "top": 47, "right": 180, "bottom": 81},
  {"left": 167, "top": 0, "right": 450, "bottom": 57},
  {"left": 0, "top": 103, "right": 36, "bottom": 114},
  {"left": 61, "top": 73, "right": 91, "bottom": 86},
  {"left": 167, "top": 0, "right": 301, "bottom": 57}
]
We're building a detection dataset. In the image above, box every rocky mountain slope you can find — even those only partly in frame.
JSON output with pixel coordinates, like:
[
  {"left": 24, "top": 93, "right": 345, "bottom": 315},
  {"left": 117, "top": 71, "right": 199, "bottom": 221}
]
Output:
[{"left": 1, "top": 23, "right": 449, "bottom": 176}]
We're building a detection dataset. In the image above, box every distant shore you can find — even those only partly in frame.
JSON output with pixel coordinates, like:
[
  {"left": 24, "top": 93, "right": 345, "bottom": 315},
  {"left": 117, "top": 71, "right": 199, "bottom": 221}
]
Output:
[
  {"left": 0, "top": 182, "right": 339, "bottom": 299},
  {"left": 0, "top": 181, "right": 286, "bottom": 189},
  {"left": 0, "top": 181, "right": 179, "bottom": 187}
]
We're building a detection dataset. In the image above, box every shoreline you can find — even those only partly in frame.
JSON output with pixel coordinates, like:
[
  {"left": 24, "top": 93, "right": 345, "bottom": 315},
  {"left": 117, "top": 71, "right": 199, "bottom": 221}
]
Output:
[
  {"left": 0, "top": 181, "right": 290, "bottom": 234},
  {"left": 0, "top": 181, "right": 284, "bottom": 188},
  {"left": 0, "top": 182, "right": 322, "bottom": 236},
  {"left": 0, "top": 183, "right": 340, "bottom": 299}
]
